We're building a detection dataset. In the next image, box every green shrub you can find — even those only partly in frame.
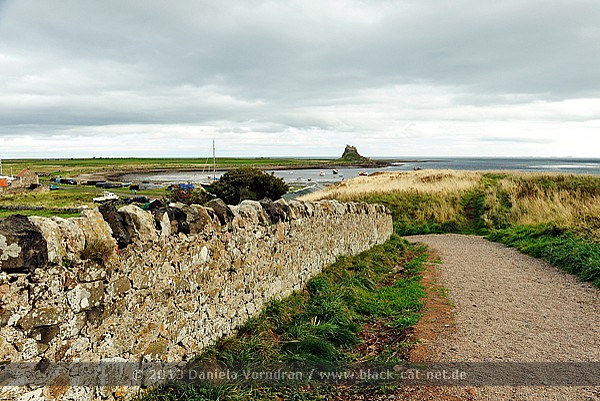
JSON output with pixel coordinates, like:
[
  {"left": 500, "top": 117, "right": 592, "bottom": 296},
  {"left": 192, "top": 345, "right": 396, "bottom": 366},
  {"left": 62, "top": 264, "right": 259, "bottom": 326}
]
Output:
[
  {"left": 168, "top": 187, "right": 212, "bottom": 205},
  {"left": 208, "top": 167, "right": 288, "bottom": 205}
]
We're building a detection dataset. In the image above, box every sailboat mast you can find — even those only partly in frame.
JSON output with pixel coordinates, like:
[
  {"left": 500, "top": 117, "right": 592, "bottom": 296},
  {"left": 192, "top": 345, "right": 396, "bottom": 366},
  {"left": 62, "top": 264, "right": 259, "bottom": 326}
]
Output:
[{"left": 212, "top": 139, "right": 216, "bottom": 180}]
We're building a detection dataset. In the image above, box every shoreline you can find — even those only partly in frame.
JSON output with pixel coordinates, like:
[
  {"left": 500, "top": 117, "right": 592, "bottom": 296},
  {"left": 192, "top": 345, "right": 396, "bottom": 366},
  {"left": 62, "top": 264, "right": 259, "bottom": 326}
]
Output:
[{"left": 102, "top": 159, "right": 429, "bottom": 181}]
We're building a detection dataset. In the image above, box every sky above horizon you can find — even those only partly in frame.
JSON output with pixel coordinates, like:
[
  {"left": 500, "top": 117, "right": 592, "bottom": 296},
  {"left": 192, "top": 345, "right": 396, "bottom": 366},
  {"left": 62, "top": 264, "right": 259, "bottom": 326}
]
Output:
[{"left": 1, "top": 0, "right": 600, "bottom": 158}]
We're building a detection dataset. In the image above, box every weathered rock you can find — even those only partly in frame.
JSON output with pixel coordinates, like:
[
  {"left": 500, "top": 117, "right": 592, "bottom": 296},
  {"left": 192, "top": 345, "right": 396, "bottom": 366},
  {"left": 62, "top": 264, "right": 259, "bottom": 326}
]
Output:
[
  {"left": 52, "top": 216, "right": 85, "bottom": 259},
  {"left": 238, "top": 200, "right": 270, "bottom": 225},
  {"left": 166, "top": 204, "right": 190, "bottom": 234},
  {"left": 67, "top": 281, "right": 105, "bottom": 313},
  {"left": 29, "top": 217, "right": 64, "bottom": 265},
  {"left": 259, "top": 198, "right": 289, "bottom": 224},
  {"left": 147, "top": 199, "right": 164, "bottom": 211},
  {"left": 287, "top": 200, "right": 308, "bottom": 219},
  {"left": 189, "top": 205, "right": 221, "bottom": 233},
  {"left": 98, "top": 203, "right": 131, "bottom": 248},
  {"left": 18, "top": 307, "right": 62, "bottom": 331},
  {"left": 275, "top": 198, "right": 293, "bottom": 219},
  {"left": 0, "top": 199, "right": 394, "bottom": 400},
  {"left": 158, "top": 210, "right": 171, "bottom": 238},
  {"left": 75, "top": 209, "right": 116, "bottom": 246},
  {"left": 15, "top": 388, "right": 44, "bottom": 401},
  {"left": 19, "top": 337, "right": 49, "bottom": 360},
  {"left": 0, "top": 215, "right": 48, "bottom": 273},
  {"left": 205, "top": 198, "right": 234, "bottom": 226},
  {"left": 179, "top": 205, "right": 203, "bottom": 234},
  {"left": 110, "top": 276, "right": 132, "bottom": 297},
  {"left": 118, "top": 205, "right": 158, "bottom": 243}
]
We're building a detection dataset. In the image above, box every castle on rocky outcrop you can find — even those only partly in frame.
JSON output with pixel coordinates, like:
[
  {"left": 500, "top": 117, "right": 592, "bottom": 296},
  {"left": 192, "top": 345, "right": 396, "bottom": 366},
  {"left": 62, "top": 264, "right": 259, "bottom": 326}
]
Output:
[{"left": 340, "top": 144, "right": 368, "bottom": 161}]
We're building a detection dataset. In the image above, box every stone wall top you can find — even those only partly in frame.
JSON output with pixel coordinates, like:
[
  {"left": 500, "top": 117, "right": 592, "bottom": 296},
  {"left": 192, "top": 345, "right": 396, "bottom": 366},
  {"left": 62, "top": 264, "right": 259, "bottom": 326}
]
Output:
[{"left": 0, "top": 199, "right": 390, "bottom": 273}]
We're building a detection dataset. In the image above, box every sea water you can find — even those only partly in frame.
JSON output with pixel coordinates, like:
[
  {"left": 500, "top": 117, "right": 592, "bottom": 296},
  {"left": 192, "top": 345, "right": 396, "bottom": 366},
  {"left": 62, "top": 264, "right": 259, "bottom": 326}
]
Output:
[{"left": 123, "top": 157, "right": 600, "bottom": 187}]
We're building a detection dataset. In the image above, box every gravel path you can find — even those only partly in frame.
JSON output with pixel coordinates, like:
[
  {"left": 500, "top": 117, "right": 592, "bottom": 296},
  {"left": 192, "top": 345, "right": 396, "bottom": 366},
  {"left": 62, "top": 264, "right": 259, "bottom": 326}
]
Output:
[{"left": 406, "top": 234, "right": 600, "bottom": 401}]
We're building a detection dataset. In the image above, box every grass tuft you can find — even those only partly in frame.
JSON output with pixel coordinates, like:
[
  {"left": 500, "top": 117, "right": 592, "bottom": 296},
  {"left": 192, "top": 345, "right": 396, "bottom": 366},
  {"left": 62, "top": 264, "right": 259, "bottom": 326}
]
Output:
[{"left": 79, "top": 238, "right": 115, "bottom": 262}]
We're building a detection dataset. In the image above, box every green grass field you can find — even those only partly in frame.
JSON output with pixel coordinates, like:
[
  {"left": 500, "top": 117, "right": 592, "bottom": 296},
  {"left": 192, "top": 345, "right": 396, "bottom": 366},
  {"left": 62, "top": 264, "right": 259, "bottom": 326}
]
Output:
[
  {"left": 3, "top": 157, "right": 340, "bottom": 177},
  {"left": 0, "top": 182, "right": 166, "bottom": 210}
]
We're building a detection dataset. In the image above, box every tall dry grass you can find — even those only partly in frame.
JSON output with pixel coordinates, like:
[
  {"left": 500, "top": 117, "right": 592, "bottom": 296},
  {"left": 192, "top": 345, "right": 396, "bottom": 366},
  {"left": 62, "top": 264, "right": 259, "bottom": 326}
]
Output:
[
  {"left": 482, "top": 173, "right": 600, "bottom": 239},
  {"left": 300, "top": 170, "right": 482, "bottom": 227},
  {"left": 302, "top": 170, "right": 600, "bottom": 241},
  {"left": 300, "top": 170, "right": 482, "bottom": 201}
]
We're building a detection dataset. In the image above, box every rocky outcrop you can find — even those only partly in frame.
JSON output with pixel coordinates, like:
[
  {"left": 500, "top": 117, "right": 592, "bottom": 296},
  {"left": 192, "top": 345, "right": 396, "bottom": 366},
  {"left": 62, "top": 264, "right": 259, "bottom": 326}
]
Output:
[
  {"left": 0, "top": 199, "right": 392, "bottom": 400},
  {"left": 340, "top": 144, "right": 368, "bottom": 161}
]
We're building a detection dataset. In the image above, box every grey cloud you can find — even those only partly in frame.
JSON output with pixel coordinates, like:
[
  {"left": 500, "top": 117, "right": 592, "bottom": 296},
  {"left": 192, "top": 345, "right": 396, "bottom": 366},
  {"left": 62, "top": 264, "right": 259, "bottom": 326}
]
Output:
[
  {"left": 479, "top": 136, "right": 553, "bottom": 144},
  {"left": 1, "top": 0, "right": 599, "bottom": 156}
]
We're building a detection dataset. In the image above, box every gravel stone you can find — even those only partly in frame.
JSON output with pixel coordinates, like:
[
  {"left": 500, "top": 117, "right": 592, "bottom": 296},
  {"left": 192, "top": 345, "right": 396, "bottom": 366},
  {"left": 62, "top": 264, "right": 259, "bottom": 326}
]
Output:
[{"left": 407, "top": 234, "right": 600, "bottom": 401}]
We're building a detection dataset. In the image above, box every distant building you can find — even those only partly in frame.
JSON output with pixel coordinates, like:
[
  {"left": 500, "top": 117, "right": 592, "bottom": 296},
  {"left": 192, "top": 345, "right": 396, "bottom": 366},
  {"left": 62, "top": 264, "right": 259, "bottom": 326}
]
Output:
[{"left": 12, "top": 168, "right": 39, "bottom": 189}]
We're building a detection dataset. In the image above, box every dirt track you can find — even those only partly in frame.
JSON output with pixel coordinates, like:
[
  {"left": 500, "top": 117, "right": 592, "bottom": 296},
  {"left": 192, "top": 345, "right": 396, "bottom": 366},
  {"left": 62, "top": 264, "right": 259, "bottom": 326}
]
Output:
[{"left": 406, "top": 234, "right": 600, "bottom": 401}]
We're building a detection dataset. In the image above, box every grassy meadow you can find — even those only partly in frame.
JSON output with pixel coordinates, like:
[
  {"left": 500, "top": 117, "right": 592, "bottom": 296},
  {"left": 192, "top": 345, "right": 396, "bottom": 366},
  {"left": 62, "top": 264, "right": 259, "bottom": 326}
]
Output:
[
  {"left": 2, "top": 157, "right": 348, "bottom": 177},
  {"left": 301, "top": 170, "right": 600, "bottom": 288}
]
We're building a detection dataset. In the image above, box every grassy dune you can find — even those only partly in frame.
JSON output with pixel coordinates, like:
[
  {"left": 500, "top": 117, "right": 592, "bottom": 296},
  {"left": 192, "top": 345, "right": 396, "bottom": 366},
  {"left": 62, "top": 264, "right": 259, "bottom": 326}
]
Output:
[{"left": 302, "top": 170, "right": 600, "bottom": 288}]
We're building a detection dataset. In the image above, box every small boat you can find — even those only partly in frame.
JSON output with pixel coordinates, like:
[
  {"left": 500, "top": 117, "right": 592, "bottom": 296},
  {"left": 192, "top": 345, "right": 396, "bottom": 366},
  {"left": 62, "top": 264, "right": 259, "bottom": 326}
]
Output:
[
  {"left": 319, "top": 171, "right": 325, "bottom": 176},
  {"left": 102, "top": 182, "right": 123, "bottom": 189},
  {"left": 358, "top": 171, "right": 369, "bottom": 176},
  {"left": 93, "top": 191, "right": 119, "bottom": 203},
  {"left": 332, "top": 169, "right": 339, "bottom": 174},
  {"left": 56, "top": 178, "right": 77, "bottom": 185},
  {"left": 49, "top": 184, "right": 60, "bottom": 190},
  {"left": 413, "top": 167, "right": 422, "bottom": 171},
  {"left": 200, "top": 139, "right": 219, "bottom": 187}
]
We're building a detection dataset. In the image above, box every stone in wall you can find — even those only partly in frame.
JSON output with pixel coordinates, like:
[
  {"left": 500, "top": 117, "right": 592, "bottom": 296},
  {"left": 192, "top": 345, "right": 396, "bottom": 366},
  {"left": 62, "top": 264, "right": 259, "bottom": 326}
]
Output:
[
  {"left": 98, "top": 203, "right": 130, "bottom": 248},
  {"left": 259, "top": 198, "right": 290, "bottom": 223},
  {"left": 0, "top": 214, "right": 47, "bottom": 273},
  {"left": 205, "top": 198, "right": 234, "bottom": 226},
  {"left": 118, "top": 205, "right": 158, "bottom": 243}
]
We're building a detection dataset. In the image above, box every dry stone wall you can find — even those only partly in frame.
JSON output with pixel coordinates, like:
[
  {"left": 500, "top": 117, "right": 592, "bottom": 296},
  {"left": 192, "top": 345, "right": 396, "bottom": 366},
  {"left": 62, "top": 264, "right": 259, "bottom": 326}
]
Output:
[{"left": 0, "top": 199, "right": 392, "bottom": 400}]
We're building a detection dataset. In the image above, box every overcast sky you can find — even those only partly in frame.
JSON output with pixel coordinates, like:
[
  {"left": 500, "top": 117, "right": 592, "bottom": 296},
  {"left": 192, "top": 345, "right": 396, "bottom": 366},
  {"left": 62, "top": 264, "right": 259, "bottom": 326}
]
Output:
[{"left": 1, "top": 0, "right": 600, "bottom": 158}]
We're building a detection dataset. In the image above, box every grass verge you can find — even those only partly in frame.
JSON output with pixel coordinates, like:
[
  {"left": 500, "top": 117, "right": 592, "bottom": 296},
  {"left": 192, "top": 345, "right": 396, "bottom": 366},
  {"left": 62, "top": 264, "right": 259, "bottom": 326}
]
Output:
[
  {"left": 134, "top": 234, "right": 427, "bottom": 400},
  {"left": 487, "top": 225, "right": 600, "bottom": 289}
]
